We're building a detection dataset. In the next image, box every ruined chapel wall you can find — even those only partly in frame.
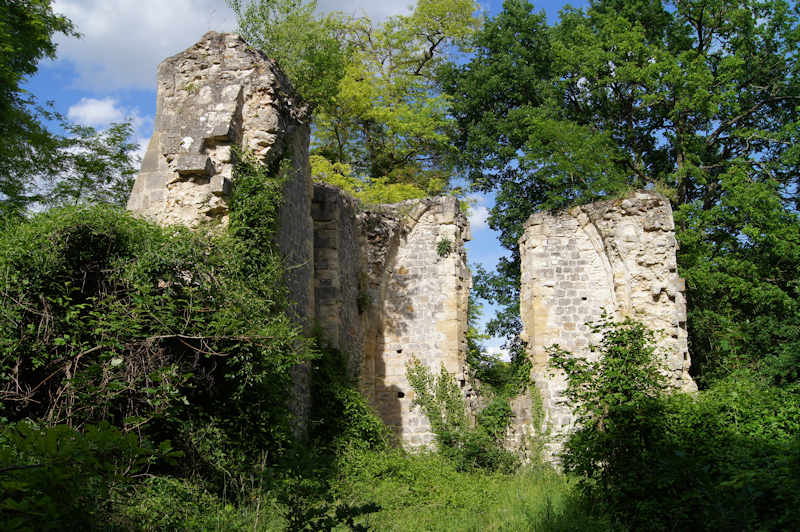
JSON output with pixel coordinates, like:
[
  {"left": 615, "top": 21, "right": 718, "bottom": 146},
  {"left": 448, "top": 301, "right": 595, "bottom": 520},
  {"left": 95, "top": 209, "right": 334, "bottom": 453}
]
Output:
[
  {"left": 361, "top": 197, "right": 472, "bottom": 447},
  {"left": 519, "top": 191, "right": 694, "bottom": 452},
  {"left": 126, "top": 31, "right": 475, "bottom": 446},
  {"left": 311, "top": 183, "right": 364, "bottom": 369},
  {"left": 126, "top": 31, "right": 315, "bottom": 329}
]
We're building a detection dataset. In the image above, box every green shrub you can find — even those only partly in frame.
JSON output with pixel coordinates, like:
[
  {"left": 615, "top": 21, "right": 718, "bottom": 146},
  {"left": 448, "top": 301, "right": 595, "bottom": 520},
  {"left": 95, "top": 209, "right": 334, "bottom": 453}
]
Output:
[
  {"left": 0, "top": 421, "right": 177, "bottom": 531},
  {"left": 406, "top": 358, "right": 519, "bottom": 472},
  {"left": 550, "top": 314, "right": 800, "bottom": 531},
  {"left": 436, "top": 238, "right": 452, "bottom": 257},
  {"left": 308, "top": 344, "right": 388, "bottom": 454},
  {"left": 0, "top": 147, "right": 315, "bottom": 496}
]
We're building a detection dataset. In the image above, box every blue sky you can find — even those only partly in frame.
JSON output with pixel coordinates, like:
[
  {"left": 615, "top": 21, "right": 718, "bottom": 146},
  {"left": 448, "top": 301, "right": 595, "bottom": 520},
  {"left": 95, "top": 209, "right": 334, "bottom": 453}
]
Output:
[{"left": 28, "top": 0, "right": 586, "bottom": 359}]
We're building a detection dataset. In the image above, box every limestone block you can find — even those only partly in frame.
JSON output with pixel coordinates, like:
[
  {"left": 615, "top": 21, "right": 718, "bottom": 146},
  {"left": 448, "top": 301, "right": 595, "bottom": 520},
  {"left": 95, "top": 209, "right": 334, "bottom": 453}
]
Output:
[{"left": 128, "top": 31, "right": 309, "bottom": 227}]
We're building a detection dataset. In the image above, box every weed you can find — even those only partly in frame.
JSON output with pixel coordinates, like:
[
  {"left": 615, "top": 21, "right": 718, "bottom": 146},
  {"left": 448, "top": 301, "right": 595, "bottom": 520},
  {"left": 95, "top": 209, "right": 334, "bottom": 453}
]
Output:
[{"left": 437, "top": 238, "right": 452, "bottom": 257}]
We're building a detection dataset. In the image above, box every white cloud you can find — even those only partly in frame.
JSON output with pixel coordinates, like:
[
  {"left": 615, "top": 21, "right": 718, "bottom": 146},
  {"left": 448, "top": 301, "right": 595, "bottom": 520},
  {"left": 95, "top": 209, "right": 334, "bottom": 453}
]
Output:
[
  {"left": 467, "top": 194, "right": 490, "bottom": 231},
  {"left": 51, "top": 0, "right": 237, "bottom": 90},
  {"left": 67, "top": 97, "right": 151, "bottom": 136},
  {"left": 66, "top": 97, "right": 151, "bottom": 166},
  {"left": 51, "top": 0, "right": 410, "bottom": 91},
  {"left": 67, "top": 97, "right": 126, "bottom": 127},
  {"left": 485, "top": 345, "right": 511, "bottom": 362},
  {"left": 469, "top": 205, "right": 490, "bottom": 231}
]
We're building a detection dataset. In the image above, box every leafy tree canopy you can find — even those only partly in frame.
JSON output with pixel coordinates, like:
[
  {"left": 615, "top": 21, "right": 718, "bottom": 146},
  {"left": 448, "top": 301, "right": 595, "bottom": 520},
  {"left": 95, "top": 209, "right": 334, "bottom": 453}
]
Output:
[
  {"left": 442, "top": 0, "right": 800, "bottom": 383},
  {"left": 230, "top": 0, "right": 482, "bottom": 202},
  {"left": 44, "top": 120, "right": 141, "bottom": 209},
  {"left": 0, "top": 0, "right": 80, "bottom": 215}
]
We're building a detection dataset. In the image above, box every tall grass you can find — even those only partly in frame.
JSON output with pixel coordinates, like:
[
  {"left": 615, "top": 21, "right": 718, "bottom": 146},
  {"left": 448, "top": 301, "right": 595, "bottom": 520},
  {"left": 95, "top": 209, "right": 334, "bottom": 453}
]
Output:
[{"left": 117, "top": 449, "right": 601, "bottom": 531}]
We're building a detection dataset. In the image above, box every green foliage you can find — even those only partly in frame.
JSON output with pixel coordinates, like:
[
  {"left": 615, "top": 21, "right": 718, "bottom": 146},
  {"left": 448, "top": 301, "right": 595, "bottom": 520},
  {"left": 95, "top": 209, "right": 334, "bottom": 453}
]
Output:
[
  {"left": 443, "top": 0, "right": 800, "bottom": 384},
  {"left": 406, "top": 359, "right": 468, "bottom": 436},
  {"left": 333, "top": 447, "right": 599, "bottom": 531},
  {"left": 232, "top": 0, "right": 482, "bottom": 202},
  {"left": 0, "top": 0, "right": 79, "bottom": 215},
  {"left": 312, "top": 0, "right": 481, "bottom": 196},
  {"left": 467, "top": 284, "right": 531, "bottom": 400},
  {"left": 436, "top": 238, "right": 452, "bottom": 257},
  {"left": 311, "top": 155, "right": 427, "bottom": 204},
  {"left": 0, "top": 420, "right": 178, "bottom": 532},
  {"left": 547, "top": 314, "right": 669, "bottom": 494},
  {"left": 116, "top": 476, "right": 224, "bottom": 531},
  {"left": 0, "top": 146, "right": 313, "bottom": 501},
  {"left": 678, "top": 174, "right": 800, "bottom": 387},
  {"left": 307, "top": 343, "right": 388, "bottom": 454},
  {"left": 406, "top": 358, "right": 518, "bottom": 472},
  {"left": 226, "top": 0, "right": 348, "bottom": 109},
  {"left": 550, "top": 315, "right": 800, "bottom": 530},
  {"left": 44, "top": 120, "right": 140, "bottom": 208},
  {"left": 252, "top": 449, "right": 377, "bottom": 532}
]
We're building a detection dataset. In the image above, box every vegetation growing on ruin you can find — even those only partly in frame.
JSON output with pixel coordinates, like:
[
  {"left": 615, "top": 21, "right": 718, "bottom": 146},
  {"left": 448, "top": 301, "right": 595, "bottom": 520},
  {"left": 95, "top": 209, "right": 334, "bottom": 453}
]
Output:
[{"left": 2, "top": 0, "right": 800, "bottom": 530}]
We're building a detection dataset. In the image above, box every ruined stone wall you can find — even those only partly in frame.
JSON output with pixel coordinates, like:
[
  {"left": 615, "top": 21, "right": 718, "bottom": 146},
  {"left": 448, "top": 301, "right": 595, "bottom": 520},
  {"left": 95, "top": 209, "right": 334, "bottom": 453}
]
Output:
[
  {"left": 518, "top": 191, "right": 695, "bottom": 455},
  {"left": 311, "top": 183, "right": 364, "bottom": 370},
  {"left": 310, "top": 187, "right": 472, "bottom": 446},
  {"left": 127, "top": 32, "right": 316, "bottom": 433},
  {"left": 127, "top": 32, "right": 473, "bottom": 446},
  {"left": 126, "top": 31, "right": 315, "bottom": 327},
  {"left": 129, "top": 32, "right": 697, "bottom": 454},
  {"left": 359, "top": 197, "right": 472, "bottom": 446}
]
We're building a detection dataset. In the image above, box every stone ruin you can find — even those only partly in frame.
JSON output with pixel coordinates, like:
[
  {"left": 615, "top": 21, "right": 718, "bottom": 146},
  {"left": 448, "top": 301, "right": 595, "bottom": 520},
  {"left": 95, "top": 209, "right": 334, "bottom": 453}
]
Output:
[
  {"left": 517, "top": 193, "right": 696, "bottom": 456},
  {"left": 128, "top": 32, "right": 471, "bottom": 446},
  {"left": 128, "top": 32, "right": 694, "bottom": 452}
]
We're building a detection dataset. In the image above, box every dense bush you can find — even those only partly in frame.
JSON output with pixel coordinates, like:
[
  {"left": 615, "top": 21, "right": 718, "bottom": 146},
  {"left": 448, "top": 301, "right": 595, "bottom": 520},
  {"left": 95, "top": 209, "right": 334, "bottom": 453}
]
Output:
[
  {"left": 0, "top": 150, "right": 318, "bottom": 525},
  {"left": 0, "top": 420, "right": 178, "bottom": 531},
  {"left": 550, "top": 315, "right": 800, "bottom": 531}
]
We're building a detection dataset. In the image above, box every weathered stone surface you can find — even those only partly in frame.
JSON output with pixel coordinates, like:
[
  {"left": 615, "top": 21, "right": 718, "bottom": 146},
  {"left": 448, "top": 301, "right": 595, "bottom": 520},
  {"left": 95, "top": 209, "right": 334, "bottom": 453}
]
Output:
[
  {"left": 518, "top": 191, "right": 696, "bottom": 459},
  {"left": 359, "top": 196, "right": 472, "bottom": 447},
  {"left": 127, "top": 32, "right": 474, "bottom": 448},
  {"left": 127, "top": 31, "right": 310, "bottom": 227},
  {"left": 311, "top": 186, "right": 472, "bottom": 446},
  {"left": 128, "top": 32, "right": 315, "bottom": 436}
]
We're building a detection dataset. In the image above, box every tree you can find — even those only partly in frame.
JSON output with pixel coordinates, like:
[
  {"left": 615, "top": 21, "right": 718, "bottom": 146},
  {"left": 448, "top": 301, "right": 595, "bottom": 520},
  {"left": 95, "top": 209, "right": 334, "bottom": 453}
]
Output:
[
  {"left": 442, "top": 0, "right": 800, "bottom": 382},
  {"left": 0, "top": 0, "right": 79, "bottom": 215},
  {"left": 45, "top": 120, "right": 140, "bottom": 208},
  {"left": 226, "top": 0, "right": 348, "bottom": 109},
  {"left": 549, "top": 315, "right": 800, "bottom": 530},
  {"left": 313, "top": 0, "right": 480, "bottom": 197},
  {"left": 231, "top": 0, "right": 481, "bottom": 201}
]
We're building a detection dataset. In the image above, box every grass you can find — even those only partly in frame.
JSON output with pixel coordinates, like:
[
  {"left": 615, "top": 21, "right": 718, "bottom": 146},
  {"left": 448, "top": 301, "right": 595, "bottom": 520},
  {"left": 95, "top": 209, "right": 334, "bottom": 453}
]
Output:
[{"left": 114, "top": 448, "right": 603, "bottom": 531}]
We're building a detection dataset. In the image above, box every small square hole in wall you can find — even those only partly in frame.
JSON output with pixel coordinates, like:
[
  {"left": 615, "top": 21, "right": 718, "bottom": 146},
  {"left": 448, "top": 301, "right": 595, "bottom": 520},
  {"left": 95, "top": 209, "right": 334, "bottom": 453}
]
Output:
[
  {"left": 684, "top": 353, "right": 688, "bottom": 361},
  {"left": 397, "top": 349, "right": 402, "bottom": 354},
  {"left": 581, "top": 297, "right": 588, "bottom": 301},
  {"left": 397, "top": 391, "right": 405, "bottom": 398}
]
